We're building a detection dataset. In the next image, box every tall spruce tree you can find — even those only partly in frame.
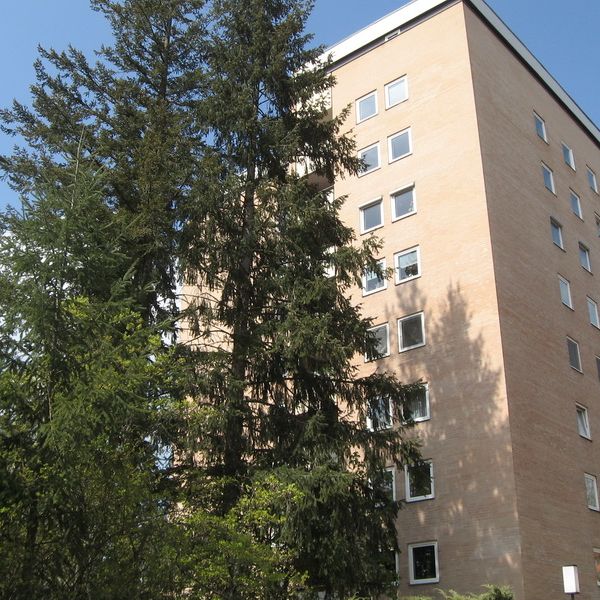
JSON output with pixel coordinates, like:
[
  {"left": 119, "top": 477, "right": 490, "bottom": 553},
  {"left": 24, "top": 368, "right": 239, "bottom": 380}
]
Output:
[
  {"left": 0, "top": 0, "right": 207, "bottom": 320},
  {"left": 0, "top": 156, "right": 184, "bottom": 598},
  {"left": 179, "top": 0, "right": 423, "bottom": 597}
]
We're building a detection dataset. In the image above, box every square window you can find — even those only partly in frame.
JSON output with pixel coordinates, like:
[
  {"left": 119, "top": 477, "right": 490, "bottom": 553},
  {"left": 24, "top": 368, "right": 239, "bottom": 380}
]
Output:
[
  {"left": 385, "top": 76, "right": 408, "bottom": 108},
  {"left": 542, "top": 163, "right": 555, "bottom": 193},
  {"left": 360, "top": 199, "right": 383, "bottom": 233},
  {"left": 395, "top": 247, "right": 420, "bottom": 283},
  {"left": 579, "top": 243, "right": 592, "bottom": 272},
  {"left": 562, "top": 143, "right": 576, "bottom": 170},
  {"left": 576, "top": 404, "right": 591, "bottom": 439},
  {"left": 559, "top": 275, "right": 572, "bottom": 308},
  {"left": 588, "top": 297, "right": 600, "bottom": 328},
  {"left": 588, "top": 167, "right": 599, "bottom": 194},
  {"left": 365, "top": 323, "right": 389, "bottom": 362},
  {"left": 550, "top": 219, "right": 564, "bottom": 248},
  {"left": 408, "top": 542, "right": 439, "bottom": 585},
  {"left": 398, "top": 313, "right": 425, "bottom": 352},
  {"left": 363, "top": 259, "right": 387, "bottom": 295},
  {"left": 585, "top": 473, "right": 599, "bottom": 511},
  {"left": 567, "top": 337, "right": 582, "bottom": 372},
  {"left": 391, "top": 185, "right": 416, "bottom": 220},
  {"left": 358, "top": 144, "right": 380, "bottom": 176},
  {"left": 388, "top": 128, "right": 412, "bottom": 162},
  {"left": 570, "top": 190, "right": 583, "bottom": 219},
  {"left": 403, "top": 384, "right": 430, "bottom": 423},
  {"left": 356, "top": 91, "right": 378, "bottom": 124},
  {"left": 366, "top": 396, "right": 392, "bottom": 431},
  {"left": 405, "top": 460, "right": 434, "bottom": 502},
  {"left": 534, "top": 112, "right": 547, "bottom": 142}
]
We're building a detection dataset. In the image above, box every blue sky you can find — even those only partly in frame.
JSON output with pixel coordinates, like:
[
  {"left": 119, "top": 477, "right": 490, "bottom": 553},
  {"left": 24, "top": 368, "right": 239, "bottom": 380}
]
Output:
[{"left": 1, "top": 0, "right": 599, "bottom": 209}]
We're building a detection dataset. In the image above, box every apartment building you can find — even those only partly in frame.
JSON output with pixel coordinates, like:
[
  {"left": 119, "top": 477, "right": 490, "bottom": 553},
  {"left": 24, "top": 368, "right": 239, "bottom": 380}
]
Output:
[{"left": 322, "top": 0, "right": 600, "bottom": 598}]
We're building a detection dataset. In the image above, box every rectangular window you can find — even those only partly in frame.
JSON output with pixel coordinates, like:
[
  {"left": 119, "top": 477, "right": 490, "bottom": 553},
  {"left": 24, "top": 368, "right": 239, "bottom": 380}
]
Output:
[
  {"left": 579, "top": 243, "right": 592, "bottom": 272},
  {"left": 408, "top": 542, "right": 439, "bottom": 585},
  {"left": 567, "top": 337, "right": 582, "bottom": 372},
  {"left": 559, "top": 275, "right": 572, "bottom": 308},
  {"left": 363, "top": 259, "right": 387, "bottom": 295},
  {"left": 365, "top": 323, "right": 389, "bottom": 362},
  {"left": 385, "top": 76, "right": 408, "bottom": 109},
  {"left": 395, "top": 246, "right": 420, "bottom": 283},
  {"left": 562, "top": 143, "right": 576, "bottom": 170},
  {"left": 596, "top": 356, "right": 600, "bottom": 382},
  {"left": 405, "top": 460, "right": 434, "bottom": 502},
  {"left": 366, "top": 396, "right": 392, "bottom": 431},
  {"left": 403, "top": 384, "right": 430, "bottom": 423},
  {"left": 383, "top": 467, "right": 396, "bottom": 502},
  {"left": 323, "top": 246, "right": 335, "bottom": 278},
  {"left": 391, "top": 185, "right": 416, "bottom": 221},
  {"left": 360, "top": 199, "right": 383, "bottom": 233},
  {"left": 398, "top": 312, "right": 425, "bottom": 352},
  {"left": 356, "top": 90, "right": 378, "bottom": 124},
  {"left": 588, "top": 166, "right": 599, "bottom": 194},
  {"left": 576, "top": 404, "right": 591, "bottom": 439},
  {"left": 588, "top": 297, "right": 600, "bottom": 328},
  {"left": 358, "top": 143, "right": 380, "bottom": 176},
  {"left": 388, "top": 128, "right": 412, "bottom": 163},
  {"left": 542, "top": 163, "right": 555, "bottom": 193},
  {"left": 594, "top": 549, "right": 600, "bottom": 587},
  {"left": 595, "top": 214, "right": 600, "bottom": 237},
  {"left": 570, "top": 190, "right": 583, "bottom": 219},
  {"left": 585, "top": 473, "right": 599, "bottom": 511},
  {"left": 534, "top": 112, "right": 547, "bottom": 141},
  {"left": 551, "top": 219, "right": 564, "bottom": 248}
]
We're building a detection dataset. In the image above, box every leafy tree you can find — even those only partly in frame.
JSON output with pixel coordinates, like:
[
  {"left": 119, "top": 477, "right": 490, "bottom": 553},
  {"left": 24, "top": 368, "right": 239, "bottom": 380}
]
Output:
[
  {"left": 0, "top": 158, "right": 183, "bottom": 599},
  {"left": 178, "top": 0, "right": 423, "bottom": 597},
  {"left": 0, "top": 0, "right": 207, "bottom": 320}
]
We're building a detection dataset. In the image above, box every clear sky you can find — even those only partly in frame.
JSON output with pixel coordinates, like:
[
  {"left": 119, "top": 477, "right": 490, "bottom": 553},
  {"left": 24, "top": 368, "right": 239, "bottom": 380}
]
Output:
[{"left": 1, "top": 0, "right": 599, "bottom": 209}]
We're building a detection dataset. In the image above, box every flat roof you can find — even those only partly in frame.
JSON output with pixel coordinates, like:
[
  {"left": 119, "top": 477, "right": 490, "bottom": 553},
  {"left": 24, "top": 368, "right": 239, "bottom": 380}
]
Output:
[{"left": 322, "top": 0, "right": 600, "bottom": 145}]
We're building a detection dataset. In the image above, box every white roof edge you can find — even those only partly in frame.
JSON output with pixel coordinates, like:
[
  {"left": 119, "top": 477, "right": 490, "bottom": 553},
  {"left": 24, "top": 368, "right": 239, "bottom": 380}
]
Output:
[{"left": 321, "top": 0, "right": 600, "bottom": 145}]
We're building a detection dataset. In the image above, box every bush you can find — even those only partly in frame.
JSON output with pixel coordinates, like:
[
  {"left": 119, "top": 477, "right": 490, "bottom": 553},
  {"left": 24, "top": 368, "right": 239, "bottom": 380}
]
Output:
[{"left": 401, "top": 585, "right": 513, "bottom": 600}]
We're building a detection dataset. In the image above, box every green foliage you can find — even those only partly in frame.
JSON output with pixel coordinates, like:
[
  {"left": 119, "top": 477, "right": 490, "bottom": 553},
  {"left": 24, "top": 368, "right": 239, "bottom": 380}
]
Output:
[
  {"left": 0, "top": 161, "right": 184, "bottom": 598},
  {"left": 401, "top": 585, "right": 514, "bottom": 600}
]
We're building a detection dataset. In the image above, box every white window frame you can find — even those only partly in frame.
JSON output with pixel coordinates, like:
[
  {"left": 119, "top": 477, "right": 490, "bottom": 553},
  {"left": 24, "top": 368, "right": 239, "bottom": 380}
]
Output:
[
  {"left": 588, "top": 166, "right": 599, "bottom": 194},
  {"left": 588, "top": 297, "right": 600, "bottom": 328},
  {"left": 534, "top": 111, "right": 547, "bottom": 142},
  {"left": 388, "top": 127, "right": 412, "bottom": 163},
  {"left": 595, "top": 214, "right": 600, "bottom": 238},
  {"left": 359, "top": 198, "right": 384, "bottom": 234},
  {"left": 542, "top": 162, "right": 555, "bottom": 194},
  {"left": 408, "top": 541, "right": 439, "bottom": 585},
  {"left": 576, "top": 404, "right": 592, "bottom": 440},
  {"left": 558, "top": 275, "right": 573, "bottom": 309},
  {"left": 356, "top": 90, "right": 378, "bottom": 124},
  {"left": 569, "top": 190, "right": 583, "bottom": 220},
  {"left": 405, "top": 460, "right": 434, "bottom": 502},
  {"left": 358, "top": 143, "right": 380, "bottom": 176},
  {"left": 390, "top": 184, "right": 416, "bottom": 221},
  {"left": 567, "top": 336, "right": 582, "bottom": 373},
  {"left": 385, "top": 75, "right": 408, "bottom": 109},
  {"left": 550, "top": 218, "right": 564, "bottom": 249},
  {"left": 562, "top": 142, "right": 576, "bottom": 170},
  {"left": 385, "top": 466, "right": 397, "bottom": 502},
  {"left": 398, "top": 312, "right": 425, "bottom": 352},
  {"left": 366, "top": 395, "right": 393, "bottom": 431},
  {"left": 402, "top": 383, "right": 430, "bottom": 423},
  {"left": 365, "top": 323, "right": 390, "bottom": 362},
  {"left": 585, "top": 473, "right": 600, "bottom": 511},
  {"left": 362, "top": 258, "right": 387, "bottom": 296},
  {"left": 395, "top": 246, "right": 421, "bottom": 284},
  {"left": 579, "top": 242, "right": 592, "bottom": 272}
]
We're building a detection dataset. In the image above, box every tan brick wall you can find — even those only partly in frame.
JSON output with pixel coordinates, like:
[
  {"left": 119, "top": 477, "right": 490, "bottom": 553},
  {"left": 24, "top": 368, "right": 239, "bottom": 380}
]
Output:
[
  {"left": 330, "top": 3, "right": 522, "bottom": 597},
  {"left": 465, "top": 4, "right": 600, "bottom": 599}
]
